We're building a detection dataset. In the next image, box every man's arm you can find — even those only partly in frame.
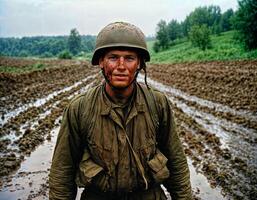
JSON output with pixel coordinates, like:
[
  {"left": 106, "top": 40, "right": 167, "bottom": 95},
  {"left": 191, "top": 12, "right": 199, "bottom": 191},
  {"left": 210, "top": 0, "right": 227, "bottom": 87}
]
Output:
[
  {"left": 49, "top": 99, "right": 83, "bottom": 200},
  {"left": 157, "top": 94, "right": 192, "bottom": 200}
]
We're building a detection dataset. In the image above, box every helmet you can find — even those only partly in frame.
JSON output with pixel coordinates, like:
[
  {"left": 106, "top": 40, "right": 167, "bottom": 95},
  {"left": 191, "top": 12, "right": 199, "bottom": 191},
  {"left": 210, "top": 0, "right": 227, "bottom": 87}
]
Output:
[{"left": 91, "top": 22, "right": 150, "bottom": 65}]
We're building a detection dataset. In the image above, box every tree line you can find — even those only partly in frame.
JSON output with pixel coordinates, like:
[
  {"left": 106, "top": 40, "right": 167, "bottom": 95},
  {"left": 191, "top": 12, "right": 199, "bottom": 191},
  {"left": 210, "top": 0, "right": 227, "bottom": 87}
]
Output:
[
  {"left": 0, "top": 29, "right": 95, "bottom": 58},
  {"left": 154, "top": 0, "right": 257, "bottom": 52},
  {"left": 1, "top": 0, "right": 256, "bottom": 58}
]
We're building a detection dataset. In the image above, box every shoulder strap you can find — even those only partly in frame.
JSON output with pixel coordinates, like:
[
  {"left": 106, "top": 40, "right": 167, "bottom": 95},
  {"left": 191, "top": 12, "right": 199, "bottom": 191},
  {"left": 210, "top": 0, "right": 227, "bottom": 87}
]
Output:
[
  {"left": 124, "top": 133, "right": 149, "bottom": 190},
  {"left": 139, "top": 84, "right": 160, "bottom": 131},
  {"left": 125, "top": 84, "right": 160, "bottom": 190}
]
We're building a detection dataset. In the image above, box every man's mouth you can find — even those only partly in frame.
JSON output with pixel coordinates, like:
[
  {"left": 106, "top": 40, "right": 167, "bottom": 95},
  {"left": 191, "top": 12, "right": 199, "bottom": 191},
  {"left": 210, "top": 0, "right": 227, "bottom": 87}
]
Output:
[
  {"left": 113, "top": 74, "right": 128, "bottom": 77},
  {"left": 114, "top": 73, "right": 127, "bottom": 76},
  {"left": 113, "top": 74, "right": 128, "bottom": 80}
]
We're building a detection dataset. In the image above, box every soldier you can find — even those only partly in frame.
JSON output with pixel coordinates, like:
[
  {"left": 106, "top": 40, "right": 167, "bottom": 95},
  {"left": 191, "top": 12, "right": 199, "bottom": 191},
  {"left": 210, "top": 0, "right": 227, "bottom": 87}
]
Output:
[{"left": 49, "top": 22, "right": 192, "bottom": 200}]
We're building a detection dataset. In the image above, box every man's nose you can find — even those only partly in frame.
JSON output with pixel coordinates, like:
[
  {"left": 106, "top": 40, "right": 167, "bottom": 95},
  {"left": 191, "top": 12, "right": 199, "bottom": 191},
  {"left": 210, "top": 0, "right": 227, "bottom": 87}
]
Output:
[{"left": 117, "top": 57, "right": 125, "bottom": 68}]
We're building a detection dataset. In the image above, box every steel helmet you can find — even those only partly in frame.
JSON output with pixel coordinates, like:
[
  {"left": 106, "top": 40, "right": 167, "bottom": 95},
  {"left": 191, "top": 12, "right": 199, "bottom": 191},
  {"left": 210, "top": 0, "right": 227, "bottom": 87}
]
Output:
[{"left": 91, "top": 22, "right": 150, "bottom": 65}]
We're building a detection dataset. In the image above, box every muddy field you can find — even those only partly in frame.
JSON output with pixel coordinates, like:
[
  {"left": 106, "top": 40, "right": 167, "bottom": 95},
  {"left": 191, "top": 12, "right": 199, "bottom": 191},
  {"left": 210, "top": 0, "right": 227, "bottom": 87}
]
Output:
[{"left": 0, "top": 57, "right": 256, "bottom": 200}]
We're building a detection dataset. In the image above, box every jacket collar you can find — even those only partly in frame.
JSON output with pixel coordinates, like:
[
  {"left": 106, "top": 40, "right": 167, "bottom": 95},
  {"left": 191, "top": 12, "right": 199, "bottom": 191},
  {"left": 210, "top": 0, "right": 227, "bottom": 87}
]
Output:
[{"left": 100, "top": 82, "right": 146, "bottom": 118}]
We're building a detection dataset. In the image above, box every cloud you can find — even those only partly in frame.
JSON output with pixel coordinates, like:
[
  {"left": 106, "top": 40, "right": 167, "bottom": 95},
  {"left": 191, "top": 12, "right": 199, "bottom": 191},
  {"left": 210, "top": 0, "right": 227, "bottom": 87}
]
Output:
[{"left": 0, "top": 0, "right": 238, "bottom": 37}]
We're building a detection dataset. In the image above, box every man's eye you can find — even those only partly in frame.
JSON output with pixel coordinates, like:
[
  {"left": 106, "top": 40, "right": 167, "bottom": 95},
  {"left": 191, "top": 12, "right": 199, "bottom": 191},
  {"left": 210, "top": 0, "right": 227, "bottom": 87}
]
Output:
[
  {"left": 126, "top": 57, "right": 135, "bottom": 61},
  {"left": 108, "top": 56, "right": 117, "bottom": 60}
]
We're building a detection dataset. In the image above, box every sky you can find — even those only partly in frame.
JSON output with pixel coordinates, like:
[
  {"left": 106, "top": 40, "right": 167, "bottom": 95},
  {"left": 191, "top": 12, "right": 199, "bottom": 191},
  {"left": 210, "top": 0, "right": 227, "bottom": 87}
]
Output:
[{"left": 0, "top": 0, "right": 238, "bottom": 38}]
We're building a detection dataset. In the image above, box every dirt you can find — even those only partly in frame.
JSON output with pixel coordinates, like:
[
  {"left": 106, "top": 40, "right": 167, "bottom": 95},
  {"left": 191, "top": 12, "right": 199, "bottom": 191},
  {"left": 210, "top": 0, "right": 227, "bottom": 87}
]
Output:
[{"left": 0, "top": 57, "right": 256, "bottom": 200}]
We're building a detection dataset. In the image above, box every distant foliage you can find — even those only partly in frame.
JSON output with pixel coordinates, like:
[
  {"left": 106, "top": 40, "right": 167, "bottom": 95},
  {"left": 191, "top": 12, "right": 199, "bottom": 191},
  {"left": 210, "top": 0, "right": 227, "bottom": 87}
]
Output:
[
  {"left": 150, "top": 31, "right": 257, "bottom": 63},
  {"left": 167, "top": 20, "right": 183, "bottom": 42},
  {"left": 189, "top": 25, "right": 212, "bottom": 50},
  {"left": 68, "top": 28, "right": 81, "bottom": 55},
  {"left": 58, "top": 50, "right": 72, "bottom": 59},
  {"left": 220, "top": 9, "right": 234, "bottom": 32},
  {"left": 153, "top": 41, "right": 161, "bottom": 53},
  {"left": 154, "top": 19, "right": 184, "bottom": 52},
  {"left": 185, "top": 6, "right": 221, "bottom": 35},
  {"left": 154, "top": 5, "right": 235, "bottom": 52},
  {"left": 155, "top": 20, "right": 169, "bottom": 51},
  {"left": 233, "top": 0, "right": 257, "bottom": 50},
  {"left": 0, "top": 34, "right": 95, "bottom": 58}
]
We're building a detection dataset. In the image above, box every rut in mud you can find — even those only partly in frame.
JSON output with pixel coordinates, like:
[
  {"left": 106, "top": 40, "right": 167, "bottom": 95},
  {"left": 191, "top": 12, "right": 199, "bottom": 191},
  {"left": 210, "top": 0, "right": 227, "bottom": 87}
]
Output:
[{"left": 0, "top": 57, "right": 256, "bottom": 200}]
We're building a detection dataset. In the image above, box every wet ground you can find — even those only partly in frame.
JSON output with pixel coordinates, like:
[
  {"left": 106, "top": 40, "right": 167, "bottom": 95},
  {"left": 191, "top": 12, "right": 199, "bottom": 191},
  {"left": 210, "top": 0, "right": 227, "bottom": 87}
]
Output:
[{"left": 0, "top": 57, "right": 256, "bottom": 199}]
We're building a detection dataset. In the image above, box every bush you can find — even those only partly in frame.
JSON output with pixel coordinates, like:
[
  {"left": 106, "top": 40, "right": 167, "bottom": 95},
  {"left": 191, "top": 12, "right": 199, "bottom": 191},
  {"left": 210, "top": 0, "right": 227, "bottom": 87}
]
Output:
[
  {"left": 58, "top": 50, "right": 72, "bottom": 59},
  {"left": 189, "top": 25, "right": 212, "bottom": 50},
  {"left": 33, "top": 63, "right": 45, "bottom": 69},
  {"left": 153, "top": 41, "right": 161, "bottom": 53},
  {"left": 40, "top": 52, "right": 53, "bottom": 58},
  {"left": 19, "top": 50, "right": 29, "bottom": 57}
]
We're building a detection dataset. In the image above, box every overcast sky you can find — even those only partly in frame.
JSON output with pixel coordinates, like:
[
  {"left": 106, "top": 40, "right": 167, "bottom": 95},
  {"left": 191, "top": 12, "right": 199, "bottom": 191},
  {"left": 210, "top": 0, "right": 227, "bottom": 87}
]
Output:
[{"left": 0, "top": 0, "right": 238, "bottom": 38}]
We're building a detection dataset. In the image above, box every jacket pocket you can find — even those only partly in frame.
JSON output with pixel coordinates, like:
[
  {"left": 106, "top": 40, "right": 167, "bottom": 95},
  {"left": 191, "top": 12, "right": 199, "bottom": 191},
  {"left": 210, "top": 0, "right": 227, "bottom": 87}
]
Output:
[
  {"left": 75, "top": 150, "right": 104, "bottom": 188},
  {"left": 147, "top": 149, "right": 170, "bottom": 183},
  {"left": 140, "top": 139, "right": 156, "bottom": 161}
]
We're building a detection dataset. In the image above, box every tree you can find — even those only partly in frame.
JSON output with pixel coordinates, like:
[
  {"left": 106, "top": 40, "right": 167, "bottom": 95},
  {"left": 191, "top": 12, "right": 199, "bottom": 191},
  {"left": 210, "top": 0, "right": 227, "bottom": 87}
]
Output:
[
  {"left": 0, "top": 35, "right": 95, "bottom": 58},
  {"left": 220, "top": 9, "right": 234, "bottom": 32},
  {"left": 189, "top": 25, "right": 212, "bottom": 50},
  {"left": 208, "top": 5, "right": 222, "bottom": 35},
  {"left": 184, "top": 5, "right": 222, "bottom": 35},
  {"left": 154, "top": 20, "right": 169, "bottom": 52},
  {"left": 167, "top": 20, "right": 183, "bottom": 42},
  {"left": 233, "top": 0, "right": 257, "bottom": 50},
  {"left": 68, "top": 28, "right": 81, "bottom": 55},
  {"left": 185, "top": 6, "right": 210, "bottom": 34}
]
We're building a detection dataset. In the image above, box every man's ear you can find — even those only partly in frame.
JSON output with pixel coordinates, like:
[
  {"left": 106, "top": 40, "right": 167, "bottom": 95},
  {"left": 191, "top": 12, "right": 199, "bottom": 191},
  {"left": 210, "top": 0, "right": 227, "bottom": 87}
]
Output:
[{"left": 99, "top": 57, "right": 104, "bottom": 69}]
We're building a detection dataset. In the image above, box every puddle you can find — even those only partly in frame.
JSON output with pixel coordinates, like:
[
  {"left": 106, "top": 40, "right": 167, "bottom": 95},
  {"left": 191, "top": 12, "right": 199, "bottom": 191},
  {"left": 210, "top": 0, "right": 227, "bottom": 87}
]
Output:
[
  {"left": 138, "top": 74, "right": 257, "bottom": 122},
  {"left": 162, "top": 157, "right": 227, "bottom": 200},
  {"left": 1, "top": 81, "right": 96, "bottom": 147},
  {"left": 188, "top": 159, "right": 228, "bottom": 200},
  {"left": 169, "top": 95, "right": 257, "bottom": 165},
  {"left": 0, "top": 125, "right": 225, "bottom": 200},
  {"left": 0, "top": 74, "right": 97, "bottom": 127},
  {"left": 1, "top": 75, "right": 254, "bottom": 199},
  {"left": 138, "top": 75, "right": 257, "bottom": 166},
  {"left": 0, "top": 126, "right": 59, "bottom": 200},
  {"left": 0, "top": 80, "right": 229, "bottom": 200}
]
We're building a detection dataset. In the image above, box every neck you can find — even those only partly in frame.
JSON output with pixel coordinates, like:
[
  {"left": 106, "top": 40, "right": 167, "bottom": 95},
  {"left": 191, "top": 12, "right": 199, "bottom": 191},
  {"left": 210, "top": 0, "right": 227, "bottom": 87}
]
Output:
[{"left": 105, "top": 82, "right": 135, "bottom": 104}]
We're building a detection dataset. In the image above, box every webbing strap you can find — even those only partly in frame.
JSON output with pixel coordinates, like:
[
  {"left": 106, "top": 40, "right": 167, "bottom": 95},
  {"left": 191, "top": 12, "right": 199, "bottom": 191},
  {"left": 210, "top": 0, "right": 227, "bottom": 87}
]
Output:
[
  {"left": 139, "top": 84, "right": 159, "bottom": 131},
  {"left": 124, "top": 132, "right": 149, "bottom": 190}
]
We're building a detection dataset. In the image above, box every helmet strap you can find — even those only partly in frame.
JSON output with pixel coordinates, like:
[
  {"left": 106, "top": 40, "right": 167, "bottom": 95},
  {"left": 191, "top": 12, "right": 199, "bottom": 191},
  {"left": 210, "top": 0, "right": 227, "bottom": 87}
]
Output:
[{"left": 139, "top": 61, "right": 150, "bottom": 88}]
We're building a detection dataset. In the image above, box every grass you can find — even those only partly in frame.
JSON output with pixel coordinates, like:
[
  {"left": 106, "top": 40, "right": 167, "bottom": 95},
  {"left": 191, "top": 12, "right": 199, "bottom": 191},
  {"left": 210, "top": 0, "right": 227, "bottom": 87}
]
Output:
[
  {"left": 77, "top": 52, "right": 93, "bottom": 61},
  {"left": 149, "top": 31, "right": 257, "bottom": 63},
  {"left": 0, "top": 62, "right": 46, "bottom": 73}
]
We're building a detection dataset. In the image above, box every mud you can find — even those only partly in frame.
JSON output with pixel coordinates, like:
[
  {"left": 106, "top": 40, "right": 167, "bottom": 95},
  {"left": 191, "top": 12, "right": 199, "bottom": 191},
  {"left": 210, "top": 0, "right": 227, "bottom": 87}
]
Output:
[
  {"left": 0, "top": 57, "right": 256, "bottom": 199},
  {"left": 145, "top": 60, "right": 257, "bottom": 199}
]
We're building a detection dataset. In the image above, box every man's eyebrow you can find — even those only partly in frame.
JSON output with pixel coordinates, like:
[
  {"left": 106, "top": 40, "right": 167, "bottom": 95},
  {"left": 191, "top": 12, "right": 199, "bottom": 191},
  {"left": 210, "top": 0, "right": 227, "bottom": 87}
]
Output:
[
  {"left": 107, "top": 53, "right": 118, "bottom": 56},
  {"left": 106, "top": 52, "right": 137, "bottom": 57}
]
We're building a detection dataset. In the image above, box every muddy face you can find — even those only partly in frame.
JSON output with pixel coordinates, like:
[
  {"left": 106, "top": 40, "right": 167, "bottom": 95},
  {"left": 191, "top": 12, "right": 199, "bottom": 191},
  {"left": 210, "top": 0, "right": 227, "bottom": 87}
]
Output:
[{"left": 99, "top": 49, "right": 139, "bottom": 89}]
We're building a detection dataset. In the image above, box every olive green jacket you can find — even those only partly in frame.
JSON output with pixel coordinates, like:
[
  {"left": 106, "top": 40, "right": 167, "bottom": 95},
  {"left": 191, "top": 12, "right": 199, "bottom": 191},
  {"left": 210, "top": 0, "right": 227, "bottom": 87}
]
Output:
[{"left": 49, "top": 83, "right": 192, "bottom": 200}]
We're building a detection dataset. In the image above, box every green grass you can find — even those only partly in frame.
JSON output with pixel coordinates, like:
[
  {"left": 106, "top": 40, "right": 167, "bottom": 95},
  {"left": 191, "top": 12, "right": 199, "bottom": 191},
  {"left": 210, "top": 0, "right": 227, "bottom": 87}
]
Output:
[
  {"left": 0, "top": 62, "right": 46, "bottom": 73},
  {"left": 148, "top": 31, "right": 257, "bottom": 63}
]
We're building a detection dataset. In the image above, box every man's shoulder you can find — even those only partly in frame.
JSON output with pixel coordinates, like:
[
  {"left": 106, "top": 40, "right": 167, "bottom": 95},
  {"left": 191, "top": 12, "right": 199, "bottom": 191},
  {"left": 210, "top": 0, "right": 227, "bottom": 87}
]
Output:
[
  {"left": 137, "top": 83, "right": 167, "bottom": 103},
  {"left": 68, "top": 84, "right": 102, "bottom": 108}
]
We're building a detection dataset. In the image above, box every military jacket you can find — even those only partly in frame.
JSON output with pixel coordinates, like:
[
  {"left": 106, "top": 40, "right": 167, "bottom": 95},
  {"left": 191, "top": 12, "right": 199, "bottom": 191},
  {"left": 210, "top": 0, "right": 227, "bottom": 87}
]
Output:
[{"left": 49, "top": 83, "right": 192, "bottom": 200}]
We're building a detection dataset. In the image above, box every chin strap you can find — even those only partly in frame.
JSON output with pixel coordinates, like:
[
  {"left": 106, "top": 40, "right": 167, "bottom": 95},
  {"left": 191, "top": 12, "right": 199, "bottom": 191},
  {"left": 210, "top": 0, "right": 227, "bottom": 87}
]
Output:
[{"left": 140, "top": 61, "right": 150, "bottom": 89}]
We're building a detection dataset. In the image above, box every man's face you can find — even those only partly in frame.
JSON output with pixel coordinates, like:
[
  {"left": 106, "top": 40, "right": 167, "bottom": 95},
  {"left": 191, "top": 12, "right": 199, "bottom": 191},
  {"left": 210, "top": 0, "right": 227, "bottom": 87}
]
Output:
[{"left": 99, "top": 49, "right": 140, "bottom": 89}]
